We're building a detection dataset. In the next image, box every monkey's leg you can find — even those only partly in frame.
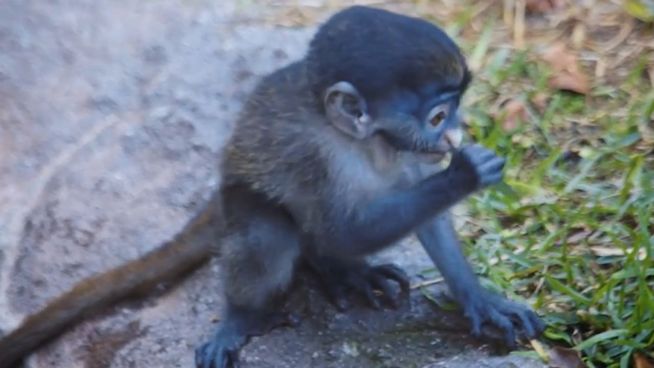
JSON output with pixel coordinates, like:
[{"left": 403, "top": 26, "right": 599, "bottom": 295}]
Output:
[
  {"left": 304, "top": 253, "right": 409, "bottom": 311},
  {"left": 195, "top": 188, "right": 300, "bottom": 368},
  {"left": 417, "top": 213, "right": 544, "bottom": 346}
]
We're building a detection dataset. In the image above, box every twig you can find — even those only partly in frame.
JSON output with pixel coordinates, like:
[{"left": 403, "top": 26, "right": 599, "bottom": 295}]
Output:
[
  {"left": 514, "top": 0, "right": 525, "bottom": 49},
  {"left": 410, "top": 277, "right": 444, "bottom": 290}
]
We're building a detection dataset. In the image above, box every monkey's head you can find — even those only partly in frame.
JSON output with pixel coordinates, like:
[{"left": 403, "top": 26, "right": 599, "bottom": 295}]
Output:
[{"left": 308, "top": 6, "right": 470, "bottom": 159}]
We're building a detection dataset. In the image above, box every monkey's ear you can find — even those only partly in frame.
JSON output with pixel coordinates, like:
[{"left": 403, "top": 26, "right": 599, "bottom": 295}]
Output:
[{"left": 324, "top": 81, "right": 374, "bottom": 139}]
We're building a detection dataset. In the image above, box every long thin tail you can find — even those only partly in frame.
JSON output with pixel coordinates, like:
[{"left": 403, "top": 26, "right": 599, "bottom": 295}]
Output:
[{"left": 0, "top": 204, "right": 217, "bottom": 368}]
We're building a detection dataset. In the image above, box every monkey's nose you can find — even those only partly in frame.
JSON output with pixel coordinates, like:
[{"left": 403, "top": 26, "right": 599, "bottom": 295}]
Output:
[{"left": 444, "top": 128, "right": 463, "bottom": 149}]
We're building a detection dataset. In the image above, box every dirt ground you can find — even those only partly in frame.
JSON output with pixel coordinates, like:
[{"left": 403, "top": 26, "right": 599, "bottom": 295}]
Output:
[{"left": 0, "top": 1, "right": 546, "bottom": 367}]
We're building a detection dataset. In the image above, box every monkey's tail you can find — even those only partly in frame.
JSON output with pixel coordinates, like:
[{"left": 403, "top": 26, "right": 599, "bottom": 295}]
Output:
[{"left": 0, "top": 204, "right": 217, "bottom": 368}]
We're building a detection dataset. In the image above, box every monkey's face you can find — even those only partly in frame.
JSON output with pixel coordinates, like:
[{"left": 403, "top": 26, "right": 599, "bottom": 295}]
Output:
[
  {"left": 310, "top": 3, "right": 471, "bottom": 163},
  {"left": 311, "top": 4, "right": 470, "bottom": 161},
  {"left": 323, "top": 80, "right": 465, "bottom": 162},
  {"left": 370, "top": 86, "right": 464, "bottom": 161}
]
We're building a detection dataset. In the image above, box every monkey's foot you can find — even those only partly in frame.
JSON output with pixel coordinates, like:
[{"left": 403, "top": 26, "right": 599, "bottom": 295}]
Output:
[
  {"left": 308, "top": 258, "right": 410, "bottom": 311},
  {"left": 195, "top": 307, "right": 299, "bottom": 368},
  {"left": 460, "top": 289, "right": 545, "bottom": 347}
]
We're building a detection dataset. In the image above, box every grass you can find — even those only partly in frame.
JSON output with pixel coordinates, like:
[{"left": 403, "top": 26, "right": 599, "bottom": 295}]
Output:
[
  {"left": 464, "top": 66, "right": 653, "bottom": 367},
  {"left": 420, "top": 2, "right": 654, "bottom": 367}
]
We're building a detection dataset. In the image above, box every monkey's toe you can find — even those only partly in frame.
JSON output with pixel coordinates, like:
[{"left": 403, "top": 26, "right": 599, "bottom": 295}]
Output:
[
  {"left": 364, "top": 264, "right": 410, "bottom": 308},
  {"left": 310, "top": 259, "right": 409, "bottom": 310},
  {"left": 371, "top": 264, "right": 411, "bottom": 295}
]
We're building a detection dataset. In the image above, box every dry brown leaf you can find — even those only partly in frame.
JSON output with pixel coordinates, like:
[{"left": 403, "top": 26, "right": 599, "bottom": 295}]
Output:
[
  {"left": 571, "top": 23, "right": 586, "bottom": 49},
  {"left": 531, "top": 92, "right": 550, "bottom": 112},
  {"left": 567, "top": 230, "right": 591, "bottom": 244},
  {"left": 270, "top": 7, "right": 320, "bottom": 27},
  {"left": 526, "top": 0, "right": 566, "bottom": 14},
  {"left": 595, "top": 58, "right": 607, "bottom": 79},
  {"left": 549, "top": 346, "right": 587, "bottom": 368},
  {"left": 501, "top": 99, "right": 528, "bottom": 131},
  {"left": 589, "top": 246, "right": 625, "bottom": 257},
  {"left": 549, "top": 74, "right": 590, "bottom": 94},
  {"left": 515, "top": 0, "right": 526, "bottom": 49},
  {"left": 634, "top": 352, "right": 654, "bottom": 368},
  {"left": 530, "top": 339, "right": 550, "bottom": 361},
  {"left": 542, "top": 42, "right": 591, "bottom": 94}
]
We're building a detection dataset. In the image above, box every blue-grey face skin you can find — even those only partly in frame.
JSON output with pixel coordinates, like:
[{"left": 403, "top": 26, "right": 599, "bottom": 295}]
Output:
[{"left": 370, "top": 83, "right": 464, "bottom": 154}]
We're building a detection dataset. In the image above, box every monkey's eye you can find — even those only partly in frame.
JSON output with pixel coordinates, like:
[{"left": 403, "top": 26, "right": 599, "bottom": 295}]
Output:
[
  {"left": 427, "top": 104, "right": 448, "bottom": 128},
  {"left": 342, "top": 94, "right": 362, "bottom": 117}
]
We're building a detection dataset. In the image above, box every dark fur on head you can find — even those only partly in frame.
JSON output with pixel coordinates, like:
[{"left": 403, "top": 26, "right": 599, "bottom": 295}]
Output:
[{"left": 306, "top": 6, "right": 472, "bottom": 102}]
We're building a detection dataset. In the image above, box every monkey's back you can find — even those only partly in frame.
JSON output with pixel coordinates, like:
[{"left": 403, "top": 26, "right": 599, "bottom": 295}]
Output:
[{"left": 221, "top": 62, "right": 331, "bottom": 208}]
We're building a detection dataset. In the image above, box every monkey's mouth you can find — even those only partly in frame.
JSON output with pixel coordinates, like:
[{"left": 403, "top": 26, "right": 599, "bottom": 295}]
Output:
[
  {"left": 416, "top": 151, "right": 450, "bottom": 164},
  {"left": 377, "top": 132, "right": 452, "bottom": 164},
  {"left": 414, "top": 139, "right": 457, "bottom": 164}
]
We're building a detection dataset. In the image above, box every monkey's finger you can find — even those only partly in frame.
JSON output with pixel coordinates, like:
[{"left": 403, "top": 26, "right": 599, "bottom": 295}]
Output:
[
  {"left": 488, "top": 309, "right": 517, "bottom": 347},
  {"left": 477, "top": 157, "right": 505, "bottom": 175},
  {"left": 511, "top": 308, "right": 537, "bottom": 339},
  {"left": 473, "top": 150, "right": 497, "bottom": 164},
  {"left": 521, "top": 309, "right": 545, "bottom": 339},
  {"left": 466, "top": 309, "right": 483, "bottom": 337},
  {"left": 194, "top": 347, "right": 203, "bottom": 368},
  {"left": 530, "top": 311, "right": 546, "bottom": 336},
  {"left": 194, "top": 346, "right": 202, "bottom": 367},
  {"left": 215, "top": 350, "right": 226, "bottom": 368},
  {"left": 461, "top": 143, "right": 486, "bottom": 154},
  {"left": 374, "top": 264, "right": 410, "bottom": 294},
  {"left": 195, "top": 343, "right": 215, "bottom": 368},
  {"left": 480, "top": 173, "right": 503, "bottom": 186},
  {"left": 463, "top": 144, "right": 495, "bottom": 161},
  {"left": 226, "top": 350, "right": 240, "bottom": 368}
]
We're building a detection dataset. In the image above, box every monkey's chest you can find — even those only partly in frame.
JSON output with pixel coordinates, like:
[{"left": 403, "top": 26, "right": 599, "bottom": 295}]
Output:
[{"left": 329, "top": 152, "right": 407, "bottom": 203}]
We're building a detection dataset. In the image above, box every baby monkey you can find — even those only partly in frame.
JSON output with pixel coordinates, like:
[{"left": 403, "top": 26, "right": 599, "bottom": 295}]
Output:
[{"left": 197, "top": 5, "right": 544, "bottom": 368}]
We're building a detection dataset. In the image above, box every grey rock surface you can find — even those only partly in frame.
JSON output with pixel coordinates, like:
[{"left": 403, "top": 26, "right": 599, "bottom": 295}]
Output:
[{"left": 0, "top": 0, "right": 546, "bottom": 367}]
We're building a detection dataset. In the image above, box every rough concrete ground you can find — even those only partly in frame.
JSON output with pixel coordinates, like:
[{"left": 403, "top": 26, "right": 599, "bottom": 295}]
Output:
[{"left": 0, "top": 1, "right": 546, "bottom": 367}]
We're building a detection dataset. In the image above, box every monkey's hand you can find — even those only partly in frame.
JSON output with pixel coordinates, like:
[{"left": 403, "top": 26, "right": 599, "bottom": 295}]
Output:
[
  {"left": 458, "top": 288, "right": 544, "bottom": 346},
  {"left": 447, "top": 144, "right": 505, "bottom": 193}
]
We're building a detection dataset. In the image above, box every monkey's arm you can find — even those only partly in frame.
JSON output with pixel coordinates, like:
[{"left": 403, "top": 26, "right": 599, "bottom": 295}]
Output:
[
  {"left": 416, "top": 213, "right": 544, "bottom": 345},
  {"left": 0, "top": 198, "right": 218, "bottom": 368},
  {"left": 330, "top": 172, "right": 466, "bottom": 255},
  {"left": 326, "top": 145, "right": 502, "bottom": 256}
]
